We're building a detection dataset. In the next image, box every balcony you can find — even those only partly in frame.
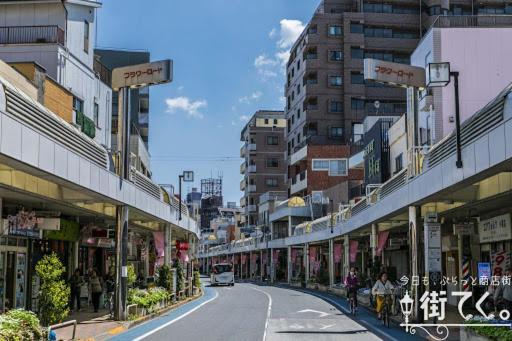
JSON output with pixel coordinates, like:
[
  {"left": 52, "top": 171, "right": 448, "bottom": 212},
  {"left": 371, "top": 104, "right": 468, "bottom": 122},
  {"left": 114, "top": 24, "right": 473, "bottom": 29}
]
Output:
[
  {"left": 240, "top": 144, "right": 246, "bottom": 157},
  {"left": 248, "top": 164, "right": 256, "bottom": 173},
  {"left": 240, "top": 179, "right": 246, "bottom": 191},
  {"left": 240, "top": 196, "right": 246, "bottom": 207},
  {"left": 245, "top": 205, "right": 257, "bottom": 213},
  {"left": 240, "top": 162, "right": 246, "bottom": 174},
  {"left": 290, "top": 145, "right": 307, "bottom": 165},
  {"left": 248, "top": 184, "right": 257, "bottom": 193},
  {"left": 290, "top": 171, "right": 307, "bottom": 194},
  {"left": 248, "top": 143, "right": 257, "bottom": 151},
  {"left": 0, "top": 26, "right": 65, "bottom": 45}
]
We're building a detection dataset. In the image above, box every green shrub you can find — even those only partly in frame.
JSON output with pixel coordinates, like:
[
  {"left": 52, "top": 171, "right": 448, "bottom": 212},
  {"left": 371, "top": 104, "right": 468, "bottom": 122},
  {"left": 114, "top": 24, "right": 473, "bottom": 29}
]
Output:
[
  {"left": 35, "top": 253, "right": 70, "bottom": 326},
  {"left": 174, "top": 261, "right": 185, "bottom": 295},
  {"left": 193, "top": 271, "right": 201, "bottom": 290},
  {"left": 127, "top": 287, "right": 171, "bottom": 314},
  {"left": 127, "top": 264, "right": 137, "bottom": 288},
  {"left": 157, "top": 265, "right": 172, "bottom": 293},
  {"left": 466, "top": 319, "right": 512, "bottom": 340},
  {"left": 0, "top": 309, "right": 46, "bottom": 340}
]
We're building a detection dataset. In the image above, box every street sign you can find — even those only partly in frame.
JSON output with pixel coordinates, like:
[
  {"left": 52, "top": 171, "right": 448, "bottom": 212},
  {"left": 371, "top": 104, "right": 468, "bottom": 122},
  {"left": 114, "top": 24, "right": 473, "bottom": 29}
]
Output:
[
  {"left": 453, "top": 223, "right": 474, "bottom": 235},
  {"left": 425, "top": 222, "right": 442, "bottom": 272},
  {"left": 477, "top": 262, "right": 491, "bottom": 280},
  {"left": 182, "top": 171, "right": 194, "bottom": 182},
  {"left": 112, "top": 59, "right": 172, "bottom": 90},
  {"left": 364, "top": 58, "right": 426, "bottom": 88}
]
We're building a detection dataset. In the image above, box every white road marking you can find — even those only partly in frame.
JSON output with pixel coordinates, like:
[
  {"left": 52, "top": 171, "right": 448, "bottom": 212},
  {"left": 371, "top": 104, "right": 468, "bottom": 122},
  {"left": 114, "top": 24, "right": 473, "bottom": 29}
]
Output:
[
  {"left": 319, "top": 323, "right": 336, "bottom": 330},
  {"left": 297, "top": 308, "right": 331, "bottom": 318},
  {"left": 247, "top": 285, "right": 272, "bottom": 341},
  {"left": 132, "top": 290, "right": 219, "bottom": 341}
]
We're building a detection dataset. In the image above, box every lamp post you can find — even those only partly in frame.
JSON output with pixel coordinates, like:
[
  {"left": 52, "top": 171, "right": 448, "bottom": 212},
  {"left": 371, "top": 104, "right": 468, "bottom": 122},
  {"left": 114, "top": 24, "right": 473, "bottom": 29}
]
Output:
[
  {"left": 111, "top": 59, "right": 172, "bottom": 320},
  {"left": 400, "top": 291, "right": 414, "bottom": 331},
  {"left": 178, "top": 171, "right": 194, "bottom": 221},
  {"left": 426, "top": 62, "right": 463, "bottom": 168}
]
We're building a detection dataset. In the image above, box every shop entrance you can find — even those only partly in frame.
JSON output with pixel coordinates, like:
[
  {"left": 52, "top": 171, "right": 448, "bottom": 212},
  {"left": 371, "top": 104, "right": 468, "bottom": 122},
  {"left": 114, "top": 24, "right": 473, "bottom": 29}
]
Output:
[{"left": 0, "top": 247, "right": 27, "bottom": 312}]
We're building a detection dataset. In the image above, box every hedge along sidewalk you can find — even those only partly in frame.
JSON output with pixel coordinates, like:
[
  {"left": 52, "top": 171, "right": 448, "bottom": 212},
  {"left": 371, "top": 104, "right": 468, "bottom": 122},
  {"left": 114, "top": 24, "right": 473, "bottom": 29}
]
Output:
[{"left": 54, "top": 289, "right": 204, "bottom": 341}]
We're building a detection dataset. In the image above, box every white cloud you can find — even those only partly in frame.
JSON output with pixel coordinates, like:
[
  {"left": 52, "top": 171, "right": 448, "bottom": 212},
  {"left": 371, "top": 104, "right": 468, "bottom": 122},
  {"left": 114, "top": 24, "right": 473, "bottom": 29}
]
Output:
[
  {"left": 275, "top": 50, "right": 290, "bottom": 66},
  {"left": 254, "top": 54, "right": 277, "bottom": 68},
  {"left": 239, "top": 115, "right": 250, "bottom": 122},
  {"left": 277, "top": 19, "right": 304, "bottom": 49},
  {"left": 177, "top": 85, "right": 184, "bottom": 91},
  {"left": 231, "top": 121, "right": 237, "bottom": 126},
  {"left": 268, "top": 28, "right": 277, "bottom": 39},
  {"left": 165, "top": 96, "right": 207, "bottom": 119},
  {"left": 239, "top": 91, "right": 263, "bottom": 104}
]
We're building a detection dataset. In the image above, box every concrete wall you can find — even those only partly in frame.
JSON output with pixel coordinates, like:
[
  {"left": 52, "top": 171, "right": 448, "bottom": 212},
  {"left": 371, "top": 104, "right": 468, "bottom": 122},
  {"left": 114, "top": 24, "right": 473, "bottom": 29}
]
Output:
[{"left": 388, "top": 115, "right": 407, "bottom": 175}]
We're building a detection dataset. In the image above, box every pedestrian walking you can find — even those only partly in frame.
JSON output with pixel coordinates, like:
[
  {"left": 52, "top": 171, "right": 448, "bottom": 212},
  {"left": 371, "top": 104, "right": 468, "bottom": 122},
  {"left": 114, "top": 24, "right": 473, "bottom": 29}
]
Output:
[
  {"left": 68, "top": 269, "right": 83, "bottom": 312},
  {"left": 89, "top": 269, "right": 103, "bottom": 313}
]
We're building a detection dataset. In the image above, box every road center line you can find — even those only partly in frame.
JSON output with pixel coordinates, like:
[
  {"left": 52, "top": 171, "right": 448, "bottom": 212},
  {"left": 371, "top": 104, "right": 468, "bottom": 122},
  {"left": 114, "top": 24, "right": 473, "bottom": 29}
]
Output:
[
  {"left": 132, "top": 289, "right": 219, "bottom": 341},
  {"left": 247, "top": 285, "right": 272, "bottom": 341}
]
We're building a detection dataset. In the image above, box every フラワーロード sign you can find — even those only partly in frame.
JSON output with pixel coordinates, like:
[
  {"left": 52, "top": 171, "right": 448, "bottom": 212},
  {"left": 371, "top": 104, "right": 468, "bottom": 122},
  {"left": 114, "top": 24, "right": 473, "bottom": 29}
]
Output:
[{"left": 112, "top": 59, "right": 172, "bottom": 90}]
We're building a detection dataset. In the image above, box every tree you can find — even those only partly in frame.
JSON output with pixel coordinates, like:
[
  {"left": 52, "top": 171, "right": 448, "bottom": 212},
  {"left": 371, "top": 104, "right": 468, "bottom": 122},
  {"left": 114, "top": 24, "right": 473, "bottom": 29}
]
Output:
[
  {"left": 174, "top": 260, "right": 185, "bottom": 296},
  {"left": 157, "top": 265, "right": 172, "bottom": 293},
  {"left": 35, "top": 253, "right": 70, "bottom": 326}
]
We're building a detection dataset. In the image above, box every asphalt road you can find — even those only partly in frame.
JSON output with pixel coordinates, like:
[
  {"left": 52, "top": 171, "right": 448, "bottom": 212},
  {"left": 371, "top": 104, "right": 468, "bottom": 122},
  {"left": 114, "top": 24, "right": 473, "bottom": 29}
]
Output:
[{"left": 111, "top": 278, "right": 422, "bottom": 341}]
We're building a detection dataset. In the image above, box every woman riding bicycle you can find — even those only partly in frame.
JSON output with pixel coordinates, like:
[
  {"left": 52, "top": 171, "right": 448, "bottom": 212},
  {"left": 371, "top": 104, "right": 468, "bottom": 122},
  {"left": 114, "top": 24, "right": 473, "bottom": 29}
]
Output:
[
  {"left": 372, "top": 271, "right": 394, "bottom": 320},
  {"left": 345, "top": 267, "right": 359, "bottom": 310}
]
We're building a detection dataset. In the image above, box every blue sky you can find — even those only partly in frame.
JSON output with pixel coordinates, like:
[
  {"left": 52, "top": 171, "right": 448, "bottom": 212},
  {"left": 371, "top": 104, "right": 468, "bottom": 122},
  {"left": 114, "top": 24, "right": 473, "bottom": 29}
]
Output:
[{"left": 96, "top": 0, "right": 318, "bottom": 203}]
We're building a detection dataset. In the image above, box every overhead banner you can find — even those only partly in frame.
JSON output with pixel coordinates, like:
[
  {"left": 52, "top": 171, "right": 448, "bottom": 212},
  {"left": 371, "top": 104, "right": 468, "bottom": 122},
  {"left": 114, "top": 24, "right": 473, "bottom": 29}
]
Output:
[
  {"left": 350, "top": 240, "right": 359, "bottom": 263},
  {"left": 479, "top": 214, "right": 512, "bottom": 243},
  {"left": 334, "top": 244, "right": 343, "bottom": 263},
  {"left": 309, "top": 246, "right": 317, "bottom": 262},
  {"left": 376, "top": 231, "right": 390, "bottom": 257}
]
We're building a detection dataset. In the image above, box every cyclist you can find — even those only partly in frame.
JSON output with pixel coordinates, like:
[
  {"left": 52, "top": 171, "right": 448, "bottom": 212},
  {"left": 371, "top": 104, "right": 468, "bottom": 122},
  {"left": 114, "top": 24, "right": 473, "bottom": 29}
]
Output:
[
  {"left": 372, "top": 271, "right": 395, "bottom": 320},
  {"left": 345, "top": 267, "right": 359, "bottom": 311}
]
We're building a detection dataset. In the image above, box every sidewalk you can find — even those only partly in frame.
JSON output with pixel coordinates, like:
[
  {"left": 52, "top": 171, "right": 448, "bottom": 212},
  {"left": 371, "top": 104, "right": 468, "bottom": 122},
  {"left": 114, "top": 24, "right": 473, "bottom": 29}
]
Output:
[
  {"left": 53, "top": 293, "right": 204, "bottom": 340},
  {"left": 54, "top": 308, "right": 129, "bottom": 341}
]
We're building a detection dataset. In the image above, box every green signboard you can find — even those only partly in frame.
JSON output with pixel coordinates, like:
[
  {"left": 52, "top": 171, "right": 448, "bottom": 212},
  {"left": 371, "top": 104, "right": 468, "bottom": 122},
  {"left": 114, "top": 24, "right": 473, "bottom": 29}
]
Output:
[{"left": 44, "top": 219, "right": 80, "bottom": 242}]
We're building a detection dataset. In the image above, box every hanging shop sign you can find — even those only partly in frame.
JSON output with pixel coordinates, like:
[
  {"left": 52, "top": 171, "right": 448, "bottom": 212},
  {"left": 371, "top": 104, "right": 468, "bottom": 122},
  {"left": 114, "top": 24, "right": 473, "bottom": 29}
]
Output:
[
  {"left": 424, "top": 217, "right": 442, "bottom": 273},
  {"left": 44, "top": 219, "right": 79, "bottom": 242},
  {"left": 479, "top": 214, "right": 511, "bottom": 243},
  {"left": 112, "top": 59, "right": 172, "bottom": 90},
  {"left": 5, "top": 210, "right": 43, "bottom": 238},
  {"left": 491, "top": 250, "right": 510, "bottom": 277},
  {"left": 477, "top": 262, "right": 491, "bottom": 281},
  {"left": 364, "top": 58, "right": 426, "bottom": 88},
  {"left": 453, "top": 222, "right": 474, "bottom": 235},
  {"left": 176, "top": 241, "right": 189, "bottom": 251}
]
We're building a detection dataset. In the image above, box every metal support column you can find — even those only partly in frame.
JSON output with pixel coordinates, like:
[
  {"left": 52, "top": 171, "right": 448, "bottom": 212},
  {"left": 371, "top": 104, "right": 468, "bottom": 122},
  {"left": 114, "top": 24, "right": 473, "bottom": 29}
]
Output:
[
  {"left": 409, "top": 206, "right": 420, "bottom": 320},
  {"left": 305, "top": 243, "right": 310, "bottom": 283},
  {"left": 371, "top": 223, "right": 377, "bottom": 260},
  {"left": 328, "top": 239, "right": 334, "bottom": 287},
  {"left": 164, "top": 224, "right": 172, "bottom": 266},
  {"left": 270, "top": 249, "right": 275, "bottom": 283},
  {"left": 343, "top": 235, "right": 350, "bottom": 279},
  {"left": 287, "top": 246, "right": 292, "bottom": 284}
]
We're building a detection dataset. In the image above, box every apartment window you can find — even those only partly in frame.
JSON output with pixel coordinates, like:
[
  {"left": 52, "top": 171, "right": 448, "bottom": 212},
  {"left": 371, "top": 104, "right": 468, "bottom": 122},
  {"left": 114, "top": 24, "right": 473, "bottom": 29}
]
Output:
[
  {"left": 291, "top": 115, "right": 295, "bottom": 125},
  {"left": 350, "top": 23, "right": 364, "bottom": 34},
  {"left": 312, "top": 159, "right": 348, "bottom": 176},
  {"left": 328, "top": 25, "right": 343, "bottom": 36},
  {"left": 297, "top": 133, "right": 301, "bottom": 144},
  {"left": 273, "top": 119, "right": 278, "bottom": 125},
  {"left": 330, "top": 127, "right": 343, "bottom": 138},
  {"left": 364, "top": 26, "right": 392, "bottom": 38},
  {"left": 329, "top": 101, "right": 343, "bottom": 113},
  {"left": 264, "top": 118, "right": 269, "bottom": 124},
  {"left": 83, "top": 20, "right": 90, "bottom": 53},
  {"left": 395, "top": 154, "right": 403, "bottom": 173},
  {"left": 329, "top": 50, "right": 343, "bottom": 61},
  {"left": 287, "top": 118, "right": 291, "bottom": 132},
  {"left": 350, "top": 72, "right": 364, "bottom": 84},
  {"left": 351, "top": 98, "right": 365, "bottom": 110},
  {"left": 266, "top": 158, "right": 279, "bottom": 168},
  {"left": 267, "top": 135, "right": 279, "bottom": 145},
  {"left": 297, "top": 59, "right": 301, "bottom": 70},
  {"left": 351, "top": 47, "right": 364, "bottom": 59},
  {"left": 266, "top": 178, "right": 278, "bottom": 187},
  {"left": 73, "top": 97, "right": 84, "bottom": 114},
  {"left": 291, "top": 67, "right": 295, "bottom": 78},
  {"left": 329, "top": 75, "right": 343, "bottom": 87},
  {"left": 308, "top": 25, "right": 318, "bottom": 34},
  {"left": 93, "top": 102, "right": 99, "bottom": 127},
  {"left": 291, "top": 91, "right": 295, "bottom": 101},
  {"left": 297, "top": 109, "right": 300, "bottom": 120},
  {"left": 296, "top": 84, "right": 300, "bottom": 95}
]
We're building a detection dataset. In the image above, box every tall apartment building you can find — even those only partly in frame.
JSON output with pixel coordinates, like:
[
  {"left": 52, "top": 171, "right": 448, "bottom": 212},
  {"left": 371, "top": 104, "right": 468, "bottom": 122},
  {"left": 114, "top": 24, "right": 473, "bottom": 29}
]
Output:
[
  {"left": 0, "top": 0, "right": 112, "bottom": 148},
  {"left": 284, "top": 0, "right": 509, "bottom": 203},
  {"left": 94, "top": 49, "right": 152, "bottom": 177},
  {"left": 240, "top": 110, "right": 286, "bottom": 229}
]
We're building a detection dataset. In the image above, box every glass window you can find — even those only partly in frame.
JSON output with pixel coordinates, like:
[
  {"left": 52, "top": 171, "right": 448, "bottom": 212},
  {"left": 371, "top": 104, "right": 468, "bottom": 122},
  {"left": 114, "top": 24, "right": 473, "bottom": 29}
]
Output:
[
  {"left": 350, "top": 23, "right": 364, "bottom": 34},
  {"left": 329, "top": 159, "right": 347, "bottom": 176},
  {"left": 351, "top": 98, "right": 365, "bottom": 110},
  {"left": 330, "top": 127, "right": 343, "bottom": 138},
  {"left": 83, "top": 20, "right": 89, "bottom": 53},
  {"left": 312, "top": 159, "right": 329, "bottom": 170},
  {"left": 328, "top": 25, "right": 343, "bottom": 36},
  {"left": 329, "top": 50, "right": 343, "bottom": 61},
  {"left": 329, "top": 75, "right": 343, "bottom": 86},
  {"left": 273, "top": 119, "right": 278, "bottom": 124},
  {"left": 329, "top": 101, "right": 343, "bottom": 113},
  {"left": 93, "top": 102, "right": 99, "bottom": 126},
  {"left": 351, "top": 47, "right": 364, "bottom": 59},
  {"left": 308, "top": 25, "right": 317, "bottom": 34},
  {"left": 266, "top": 158, "right": 279, "bottom": 168},
  {"left": 266, "top": 178, "right": 278, "bottom": 187},
  {"left": 351, "top": 72, "right": 364, "bottom": 84},
  {"left": 267, "top": 135, "right": 279, "bottom": 145}
]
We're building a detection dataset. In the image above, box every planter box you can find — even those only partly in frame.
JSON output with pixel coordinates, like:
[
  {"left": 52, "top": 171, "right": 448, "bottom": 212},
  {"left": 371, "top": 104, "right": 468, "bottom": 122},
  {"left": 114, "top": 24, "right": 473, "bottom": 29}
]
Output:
[
  {"left": 358, "top": 293, "right": 371, "bottom": 307},
  {"left": 330, "top": 287, "right": 346, "bottom": 297},
  {"left": 306, "top": 282, "right": 318, "bottom": 290},
  {"left": 460, "top": 327, "right": 491, "bottom": 341},
  {"left": 317, "top": 284, "right": 329, "bottom": 292},
  {"left": 290, "top": 281, "right": 302, "bottom": 288}
]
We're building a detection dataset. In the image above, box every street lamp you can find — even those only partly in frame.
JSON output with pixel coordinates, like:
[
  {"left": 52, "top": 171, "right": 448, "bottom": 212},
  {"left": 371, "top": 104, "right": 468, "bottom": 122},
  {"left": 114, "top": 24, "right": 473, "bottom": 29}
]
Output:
[
  {"left": 178, "top": 171, "right": 194, "bottom": 220},
  {"left": 426, "top": 62, "right": 463, "bottom": 168},
  {"left": 400, "top": 290, "right": 414, "bottom": 331}
]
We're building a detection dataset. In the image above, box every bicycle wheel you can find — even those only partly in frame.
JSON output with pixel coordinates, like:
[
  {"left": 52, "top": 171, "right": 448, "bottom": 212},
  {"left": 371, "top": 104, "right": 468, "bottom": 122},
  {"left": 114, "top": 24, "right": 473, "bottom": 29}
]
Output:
[{"left": 385, "top": 305, "right": 390, "bottom": 328}]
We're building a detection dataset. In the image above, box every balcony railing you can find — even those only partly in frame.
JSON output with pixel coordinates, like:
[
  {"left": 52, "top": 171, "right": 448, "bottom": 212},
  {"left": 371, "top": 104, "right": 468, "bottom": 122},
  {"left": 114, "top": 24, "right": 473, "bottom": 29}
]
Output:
[
  {"left": 93, "top": 58, "right": 112, "bottom": 85},
  {"left": 0, "top": 25, "right": 65, "bottom": 45},
  {"left": 248, "top": 164, "right": 256, "bottom": 173}
]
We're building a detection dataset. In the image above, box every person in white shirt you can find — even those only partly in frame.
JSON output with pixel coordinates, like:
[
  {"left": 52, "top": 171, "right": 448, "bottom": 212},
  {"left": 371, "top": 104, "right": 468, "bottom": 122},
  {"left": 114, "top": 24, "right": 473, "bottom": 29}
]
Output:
[{"left": 372, "top": 272, "right": 395, "bottom": 319}]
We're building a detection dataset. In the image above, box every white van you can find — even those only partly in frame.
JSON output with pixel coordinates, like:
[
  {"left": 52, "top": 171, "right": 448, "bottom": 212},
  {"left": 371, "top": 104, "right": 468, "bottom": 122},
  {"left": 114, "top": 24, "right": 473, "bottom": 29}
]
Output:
[{"left": 211, "top": 263, "right": 235, "bottom": 286}]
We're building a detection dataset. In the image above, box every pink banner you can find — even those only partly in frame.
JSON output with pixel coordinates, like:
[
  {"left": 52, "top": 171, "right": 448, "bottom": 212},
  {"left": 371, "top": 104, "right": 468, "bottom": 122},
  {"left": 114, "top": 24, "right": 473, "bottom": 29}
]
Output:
[
  {"left": 334, "top": 244, "right": 343, "bottom": 263},
  {"left": 152, "top": 232, "right": 165, "bottom": 258},
  {"left": 309, "top": 246, "right": 317, "bottom": 262},
  {"left": 180, "top": 252, "right": 189, "bottom": 262},
  {"left": 376, "top": 231, "right": 390, "bottom": 257},
  {"left": 349, "top": 240, "right": 359, "bottom": 263},
  {"left": 291, "top": 249, "right": 298, "bottom": 262}
]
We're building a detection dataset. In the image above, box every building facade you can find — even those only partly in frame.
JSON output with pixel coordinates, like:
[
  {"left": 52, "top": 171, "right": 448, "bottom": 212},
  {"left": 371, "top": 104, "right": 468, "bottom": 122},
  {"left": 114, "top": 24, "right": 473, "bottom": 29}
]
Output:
[{"left": 240, "top": 110, "right": 286, "bottom": 230}]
